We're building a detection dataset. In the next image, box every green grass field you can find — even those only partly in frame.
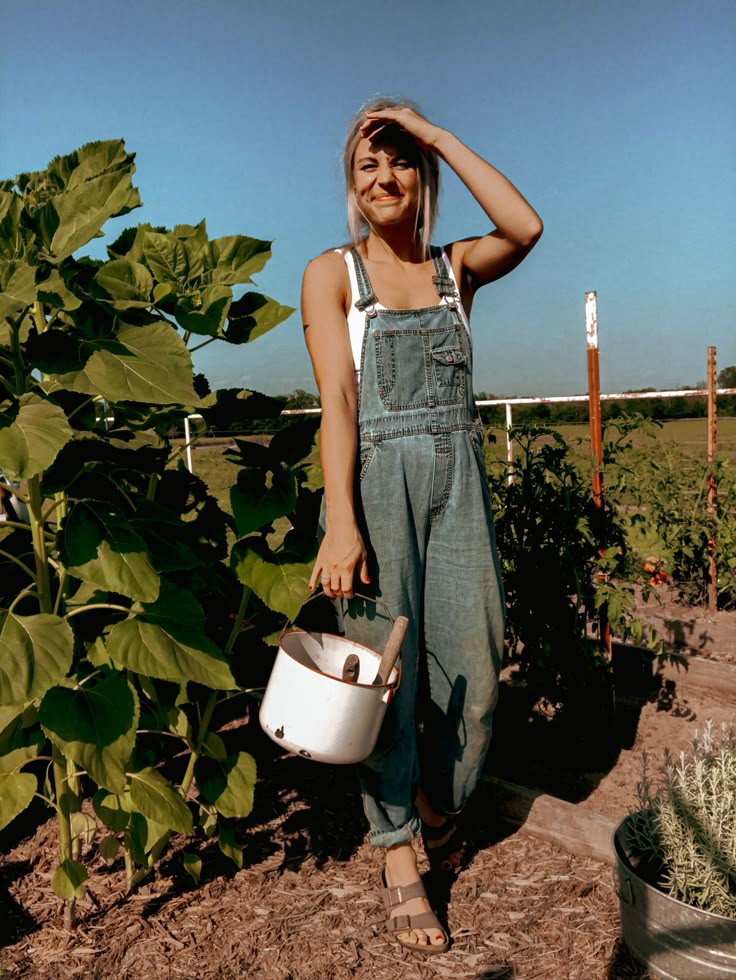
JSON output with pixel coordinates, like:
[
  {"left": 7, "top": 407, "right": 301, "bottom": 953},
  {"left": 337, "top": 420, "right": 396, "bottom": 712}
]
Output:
[
  {"left": 486, "top": 417, "right": 736, "bottom": 464},
  {"left": 184, "top": 418, "right": 736, "bottom": 503}
]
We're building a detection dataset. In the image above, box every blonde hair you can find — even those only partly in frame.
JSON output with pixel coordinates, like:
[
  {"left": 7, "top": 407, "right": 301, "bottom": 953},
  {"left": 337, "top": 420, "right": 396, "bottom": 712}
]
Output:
[{"left": 343, "top": 97, "right": 440, "bottom": 259}]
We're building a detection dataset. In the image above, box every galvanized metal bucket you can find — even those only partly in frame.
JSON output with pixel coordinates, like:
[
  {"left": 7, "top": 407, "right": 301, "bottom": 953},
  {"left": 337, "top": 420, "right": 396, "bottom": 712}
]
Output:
[{"left": 613, "top": 815, "right": 736, "bottom": 978}]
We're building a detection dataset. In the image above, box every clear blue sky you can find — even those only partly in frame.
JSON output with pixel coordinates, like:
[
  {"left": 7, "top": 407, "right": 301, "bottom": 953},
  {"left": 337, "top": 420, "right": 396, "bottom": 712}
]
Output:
[{"left": 2, "top": 0, "right": 734, "bottom": 397}]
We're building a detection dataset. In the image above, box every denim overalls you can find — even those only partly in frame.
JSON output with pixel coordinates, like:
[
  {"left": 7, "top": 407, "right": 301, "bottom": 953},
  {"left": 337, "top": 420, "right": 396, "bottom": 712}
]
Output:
[{"left": 328, "top": 247, "right": 504, "bottom": 848}]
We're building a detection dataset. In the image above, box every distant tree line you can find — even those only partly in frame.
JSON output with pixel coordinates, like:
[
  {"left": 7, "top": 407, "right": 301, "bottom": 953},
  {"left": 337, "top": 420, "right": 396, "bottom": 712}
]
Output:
[
  {"left": 474, "top": 365, "right": 736, "bottom": 427},
  {"left": 189, "top": 370, "right": 736, "bottom": 436}
]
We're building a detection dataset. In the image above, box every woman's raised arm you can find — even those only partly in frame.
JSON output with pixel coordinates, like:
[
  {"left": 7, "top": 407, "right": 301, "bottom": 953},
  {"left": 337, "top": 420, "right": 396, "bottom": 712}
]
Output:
[
  {"left": 360, "top": 107, "right": 543, "bottom": 291},
  {"left": 302, "top": 251, "right": 370, "bottom": 599}
]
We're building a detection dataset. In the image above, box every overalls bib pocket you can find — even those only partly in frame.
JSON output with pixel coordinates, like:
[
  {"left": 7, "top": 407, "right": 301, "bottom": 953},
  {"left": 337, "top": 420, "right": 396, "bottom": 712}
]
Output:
[
  {"left": 429, "top": 322, "right": 468, "bottom": 405},
  {"left": 374, "top": 330, "right": 430, "bottom": 411},
  {"left": 431, "top": 345, "right": 466, "bottom": 403}
]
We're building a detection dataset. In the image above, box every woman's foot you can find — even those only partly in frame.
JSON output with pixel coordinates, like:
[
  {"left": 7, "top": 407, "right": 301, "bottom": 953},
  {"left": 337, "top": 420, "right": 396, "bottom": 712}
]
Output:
[
  {"left": 416, "top": 789, "right": 469, "bottom": 875},
  {"left": 382, "top": 844, "right": 449, "bottom": 952},
  {"left": 421, "top": 819, "right": 469, "bottom": 874}
]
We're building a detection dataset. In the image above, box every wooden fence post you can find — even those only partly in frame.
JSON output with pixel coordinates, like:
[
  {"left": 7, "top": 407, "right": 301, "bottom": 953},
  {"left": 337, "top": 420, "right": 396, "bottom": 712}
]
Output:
[
  {"left": 707, "top": 346, "right": 718, "bottom": 613},
  {"left": 585, "top": 291, "right": 611, "bottom": 654}
]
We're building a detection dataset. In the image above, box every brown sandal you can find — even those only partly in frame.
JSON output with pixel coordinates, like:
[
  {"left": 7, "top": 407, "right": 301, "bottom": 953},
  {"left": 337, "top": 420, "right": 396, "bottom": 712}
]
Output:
[
  {"left": 381, "top": 875, "right": 450, "bottom": 955},
  {"left": 422, "top": 819, "right": 471, "bottom": 876}
]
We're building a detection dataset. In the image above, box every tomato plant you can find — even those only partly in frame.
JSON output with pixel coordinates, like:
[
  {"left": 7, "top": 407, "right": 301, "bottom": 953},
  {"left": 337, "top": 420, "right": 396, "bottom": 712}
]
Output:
[
  {"left": 634, "top": 446, "right": 736, "bottom": 608},
  {"left": 485, "top": 421, "right": 662, "bottom": 716}
]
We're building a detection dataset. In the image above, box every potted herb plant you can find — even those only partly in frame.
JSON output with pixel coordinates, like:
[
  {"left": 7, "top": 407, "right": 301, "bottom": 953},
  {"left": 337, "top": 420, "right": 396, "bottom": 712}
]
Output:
[{"left": 613, "top": 720, "right": 736, "bottom": 979}]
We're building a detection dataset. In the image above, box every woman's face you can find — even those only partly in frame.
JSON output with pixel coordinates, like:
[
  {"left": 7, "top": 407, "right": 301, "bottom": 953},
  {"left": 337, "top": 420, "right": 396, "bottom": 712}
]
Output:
[{"left": 352, "top": 136, "right": 420, "bottom": 230}]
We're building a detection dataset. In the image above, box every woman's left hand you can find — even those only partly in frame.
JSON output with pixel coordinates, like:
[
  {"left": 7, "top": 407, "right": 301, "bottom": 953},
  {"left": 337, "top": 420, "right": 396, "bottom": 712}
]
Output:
[{"left": 360, "top": 106, "right": 444, "bottom": 153}]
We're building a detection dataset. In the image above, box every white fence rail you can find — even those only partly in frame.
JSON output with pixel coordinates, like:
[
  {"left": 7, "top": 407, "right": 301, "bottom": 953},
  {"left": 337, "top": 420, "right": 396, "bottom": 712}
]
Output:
[
  {"left": 184, "top": 387, "right": 736, "bottom": 473},
  {"left": 475, "top": 387, "right": 736, "bottom": 474}
]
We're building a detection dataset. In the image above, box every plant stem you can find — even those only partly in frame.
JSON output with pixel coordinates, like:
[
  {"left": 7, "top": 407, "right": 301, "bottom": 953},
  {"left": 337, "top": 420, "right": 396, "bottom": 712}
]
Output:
[
  {"left": 27, "top": 477, "right": 52, "bottom": 615},
  {"left": 8, "top": 316, "right": 26, "bottom": 396},
  {"left": 32, "top": 300, "right": 47, "bottom": 335},
  {"left": 123, "top": 828, "right": 134, "bottom": 892},
  {"left": 179, "top": 693, "right": 218, "bottom": 800},
  {"left": 65, "top": 603, "right": 134, "bottom": 619},
  {"left": 128, "top": 588, "right": 251, "bottom": 891},
  {"left": 189, "top": 337, "right": 217, "bottom": 353},
  {"left": 146, "top": 472, "right": 159, "bottom": 500},
  {"left": 52, "top": 742, "right": 76, "bottom": 927},
  {"left": 67, "top": 758, "right": 81, "bottom": 860}
]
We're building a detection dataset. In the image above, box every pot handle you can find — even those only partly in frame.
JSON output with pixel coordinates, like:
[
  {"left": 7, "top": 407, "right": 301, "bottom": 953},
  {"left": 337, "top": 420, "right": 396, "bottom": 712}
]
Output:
[
  {"left": 283, "top": 589, "right": 395, "bottom": 630},
  {"left": 614, "top": 869, "right": 635, "bottom": 907}
]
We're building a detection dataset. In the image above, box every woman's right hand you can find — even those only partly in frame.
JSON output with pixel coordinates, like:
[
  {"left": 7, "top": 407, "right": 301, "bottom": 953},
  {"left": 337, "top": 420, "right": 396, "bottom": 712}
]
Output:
[{"left": 309, "top": 522, "right": 370, "bottom": 599}]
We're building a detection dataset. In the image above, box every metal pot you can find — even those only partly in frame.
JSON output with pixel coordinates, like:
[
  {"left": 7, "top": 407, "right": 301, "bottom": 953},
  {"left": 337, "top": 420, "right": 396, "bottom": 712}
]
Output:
[
  {"left": 259, "top": 595, "right": 404, "bottom": 764},
  {"left": 614, "top": 814, "right": 736, "bottom": 978}
]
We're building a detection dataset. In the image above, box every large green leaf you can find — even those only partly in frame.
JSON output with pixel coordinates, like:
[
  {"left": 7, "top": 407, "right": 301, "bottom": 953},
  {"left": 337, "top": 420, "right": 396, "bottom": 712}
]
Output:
[
  {"left": 174, "top": 284, "right": 232, "bottom": 336},
  {"left": 0, "top": 704, "right": 43, "bottom": 774},
  {"left": 40, "top": 672, "right": 139, "bottom": 794},
  {"left": 107, "top": 619, "right": 235, "bottom": 689},
  {"left": 35, "top": 268, "right": 82, "bottom": 311},
  {"left": 218, "top": 821, "right": 243, "bottom": 869},
  {"left": 93, "top": 789, "right": 131, "bottom": 832},
  {"left": 0, "top": 191, "right": 27, "bottom": 262},
  {"left": 197, "top": 388, "right": 284, "bottom": 432},
  {"left": 0, "top": 260, "right": 37, "bottom": 318},
  {"left": 51, "top": 859, "right": 88, "bottom": 900},
  {"left": 225, "top": 291, "right": 294, "bottom": 345},
  {"left": 45, "top": 141, "right": 141, "bottom": 260},
  {"left": 60, "top": 501, "right": 160, "bottom": 602},
  {"left": 230, "top": 466, "right": 297, "bottom": 537},
  {"left": 53, "top": 321, "right": 196, "bottom": 405},
  {"left": 130, "top": 503, "right": 205, "bottom": 572},
  {"left": 0, "top": 743, "right": 43, "bottom": 773},
  {"left": 41, "top": 430, "right": 166, "bottom": 495},
  {"left": 269, "top": 417, "right": 321, "bottom": 467},
  {"left": 0, "top": 612, "right": 73, "bottom": 706},
  {"left": 231, "top": 537, "right": 312, "bottom": 620},
  {"left": 207, "top": 236, "right": 272, "bottom": 285},
  {"left": 0, "top": 770, "right": 37, "bottom": 830},
  {"left": 142, "top": 227, "right": 205, "bottom": 285},
  {"left": 182, "top": 851, "right": 202, "bottom": 883},
  {"left": 195, "top": 751, "right": 256, "bottom": 819},
  {"left": 0, "top": 704, "right": 23, "bottom": 735},
  {"left": 134, "top": 579, "right": 207, "bottom": 632},
  {"left": 129, "top": 767, "right": 192, "bottom": 835},
  {"left": 129, "top": 811, "right": 170, "bottom": 860},
  {"left": 0, "top": 393, "right": 73, "bottom": 480},
  {"left": 94, "top": 258, "right": 153, "bottom": 309}
]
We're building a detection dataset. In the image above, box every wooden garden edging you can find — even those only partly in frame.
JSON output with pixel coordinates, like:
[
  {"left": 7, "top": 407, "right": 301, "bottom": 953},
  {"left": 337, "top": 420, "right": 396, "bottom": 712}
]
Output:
[
  {"left": 481, "top": 775, "right": 618, "bottom": 866},
  {"left": 483, "top": 645, "right": 736, "bottom": 868},
  {"left": 656, "top": 649, "right": 736, "bottom": 696}
]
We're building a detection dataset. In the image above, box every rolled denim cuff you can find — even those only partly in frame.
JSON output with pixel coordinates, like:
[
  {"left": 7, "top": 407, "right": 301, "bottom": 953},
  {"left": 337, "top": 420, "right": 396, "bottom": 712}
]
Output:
[{"left": 367, "top": 814, "right": 422, "bottom": 849}]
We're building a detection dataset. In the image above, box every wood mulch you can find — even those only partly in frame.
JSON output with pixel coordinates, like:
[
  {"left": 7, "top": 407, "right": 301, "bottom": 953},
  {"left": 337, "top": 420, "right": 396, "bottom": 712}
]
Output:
[
  {"left": 1, "top": 763, "right": 647, "bottom": 980},
  {"left": 1, "top": 595, "right": 734, "bottom": 979}
]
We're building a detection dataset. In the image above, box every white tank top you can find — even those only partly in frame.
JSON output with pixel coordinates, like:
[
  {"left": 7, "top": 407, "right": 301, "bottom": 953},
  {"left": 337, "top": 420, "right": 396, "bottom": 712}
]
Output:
[{"left": 335, "top": 247, "right": 471, "bottom": 381}]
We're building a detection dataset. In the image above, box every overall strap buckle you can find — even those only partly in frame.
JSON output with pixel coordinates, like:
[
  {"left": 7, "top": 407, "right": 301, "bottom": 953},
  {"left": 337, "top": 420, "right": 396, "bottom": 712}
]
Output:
[
  {"left": 350, "top": 248, "right": 380, "bottom": 316},
  {"left": 355, "top": 295, "right": 379, "bottom": 318},
  {"left": 430, "top": 245, "right": 460, "bottom": 301}
]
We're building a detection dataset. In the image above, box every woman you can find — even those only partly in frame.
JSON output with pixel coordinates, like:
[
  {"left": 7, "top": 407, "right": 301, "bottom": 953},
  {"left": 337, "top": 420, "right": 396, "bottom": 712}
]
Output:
[{"left": 302, "top": 98, "right": 542, "bottom": 954}]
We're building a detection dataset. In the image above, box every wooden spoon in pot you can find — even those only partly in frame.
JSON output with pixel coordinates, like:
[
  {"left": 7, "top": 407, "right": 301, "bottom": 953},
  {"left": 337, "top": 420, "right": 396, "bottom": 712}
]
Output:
[{"left": 372, "top": 615, "right": 409, "bottom": 685}]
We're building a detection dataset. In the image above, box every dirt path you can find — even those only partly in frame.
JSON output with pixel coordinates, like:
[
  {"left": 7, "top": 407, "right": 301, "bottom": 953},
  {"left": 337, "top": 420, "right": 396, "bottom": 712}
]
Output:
[{"left": 1, "top": 599, "right": 735, "bottom": 979}]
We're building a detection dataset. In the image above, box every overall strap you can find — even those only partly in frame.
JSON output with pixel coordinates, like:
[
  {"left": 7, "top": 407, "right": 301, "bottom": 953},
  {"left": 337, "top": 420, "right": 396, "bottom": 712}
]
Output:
[
  {"left": 430, "top": 245, "right": 459, "bottom": 305},
  {"left": 349, "top": 248, "right": 379, "bottom": 317}
]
